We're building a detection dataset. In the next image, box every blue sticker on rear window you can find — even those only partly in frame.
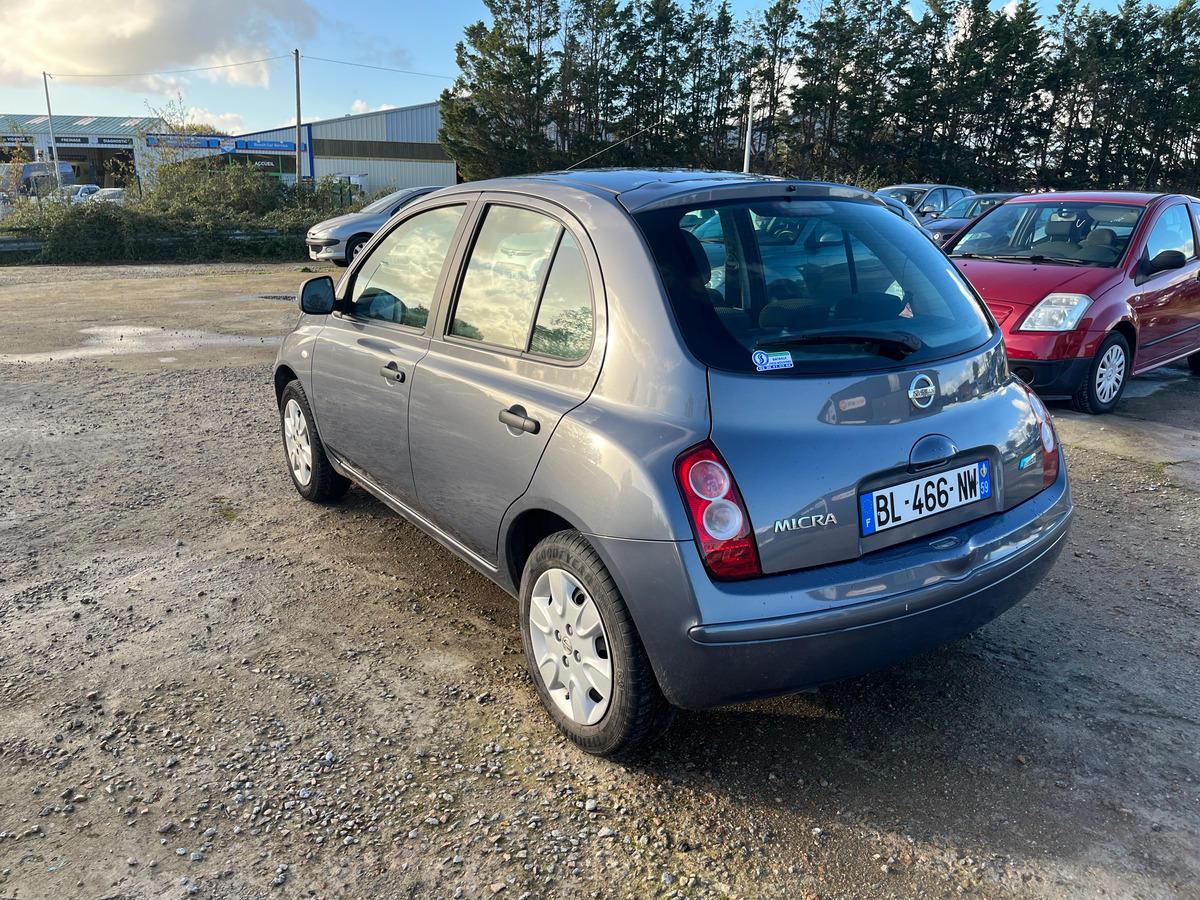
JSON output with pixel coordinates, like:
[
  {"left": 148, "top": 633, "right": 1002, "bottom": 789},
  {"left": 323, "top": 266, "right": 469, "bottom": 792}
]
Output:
[{"left": 752, "top": 350, "right": 793, "bottom": 372}]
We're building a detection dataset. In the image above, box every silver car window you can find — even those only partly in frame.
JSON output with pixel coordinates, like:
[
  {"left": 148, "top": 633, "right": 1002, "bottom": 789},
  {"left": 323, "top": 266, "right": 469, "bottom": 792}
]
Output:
[
  {"left": 636, "top": 198, "right": 992, "bottom": 375},
  {"left": 450, "top": 206, "right": 562, "bottom": 350},
  {"left": 349, "top": 204, "right": 465, "bottom": 328},
  {"left": 529, "top": 233, "right": 593, "bottom": 360}
]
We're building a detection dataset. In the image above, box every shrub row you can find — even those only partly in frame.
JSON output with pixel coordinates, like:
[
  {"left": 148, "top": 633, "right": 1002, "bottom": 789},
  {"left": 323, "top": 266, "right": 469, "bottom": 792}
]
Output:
[{"left": 1, "top": 163, "right": 368, "bottom": 265}]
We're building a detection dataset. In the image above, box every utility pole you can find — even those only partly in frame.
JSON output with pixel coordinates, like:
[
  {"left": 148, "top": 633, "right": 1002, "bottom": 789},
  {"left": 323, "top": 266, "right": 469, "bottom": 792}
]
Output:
[
  {"left": 742, "top": 98, "right": 753, "bottom": 174},
  {"left": 294, "top": 50, "right": 303, "bottom": 188},
  {"left": 42, "top": 71, "right": 62, "bottom": 189}
]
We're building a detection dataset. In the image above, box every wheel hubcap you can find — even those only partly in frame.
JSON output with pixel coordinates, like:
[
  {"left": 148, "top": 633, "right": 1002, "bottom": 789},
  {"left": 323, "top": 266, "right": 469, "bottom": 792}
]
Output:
[
  {"left": 528, "top": 568, "right": 612, "bottom": 725},
  {"left": 282, "top": 399, "right": 313, "bottom": 486},
  {"left": 1095, "top": 344, "right": 1126, "bottom": 404}
]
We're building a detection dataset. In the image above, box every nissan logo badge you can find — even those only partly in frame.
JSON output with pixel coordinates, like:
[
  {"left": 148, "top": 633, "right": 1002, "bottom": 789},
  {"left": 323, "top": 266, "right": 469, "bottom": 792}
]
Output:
[{"left": 908, "top": 374, "right": 936, "bottom": 409}]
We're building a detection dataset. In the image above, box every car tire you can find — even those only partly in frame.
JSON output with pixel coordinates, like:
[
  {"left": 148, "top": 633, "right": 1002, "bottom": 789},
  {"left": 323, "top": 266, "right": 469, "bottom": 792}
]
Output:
[
  {"left": 345, "top": 234, "right": 370, "bottom": 265},
  {"left": 519, "top": 530, "right": 674, "bottom": 758},
  {"left": 280, "top": 380, "right": 349, "bottom": 502},
  {"left": 1188, "top": 350, "right": 1200, "bottom": 376},
  {"left": 1071, "top": 332, "right": 1130, "bottom": 415}
]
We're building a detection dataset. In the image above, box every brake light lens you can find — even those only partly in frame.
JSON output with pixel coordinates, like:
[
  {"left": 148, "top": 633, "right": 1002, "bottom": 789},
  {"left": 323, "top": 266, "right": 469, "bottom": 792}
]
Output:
[
  {"left": 675, "top": 442, "right": 761, "bottom": 579},
  {"left": 1025, "top": 387, "right": 1060, "bottom": 488}
]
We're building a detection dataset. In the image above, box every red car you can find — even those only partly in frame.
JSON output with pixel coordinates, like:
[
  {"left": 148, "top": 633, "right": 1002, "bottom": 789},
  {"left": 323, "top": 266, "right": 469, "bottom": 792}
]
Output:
[{"left": 945, "top": 191, "right": 1200, "bottom": 413}]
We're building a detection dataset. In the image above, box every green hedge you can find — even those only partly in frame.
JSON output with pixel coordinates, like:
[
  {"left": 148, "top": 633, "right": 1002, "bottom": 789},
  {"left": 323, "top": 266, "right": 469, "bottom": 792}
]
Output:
[{"left": 0, "top": 163, "right": 372, "bottom": 264}]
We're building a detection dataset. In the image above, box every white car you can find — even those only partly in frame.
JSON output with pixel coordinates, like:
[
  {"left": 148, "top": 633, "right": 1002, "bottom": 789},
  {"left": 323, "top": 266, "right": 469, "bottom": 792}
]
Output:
[
  {"left": 306, "top": 186, "right": 441, "bottom": 266},
  {"left": 49, "top": 184, "right": 101, "bottom": 205},
  {"left": 89, "top": 188, "right": 127, "bottom": 205}
]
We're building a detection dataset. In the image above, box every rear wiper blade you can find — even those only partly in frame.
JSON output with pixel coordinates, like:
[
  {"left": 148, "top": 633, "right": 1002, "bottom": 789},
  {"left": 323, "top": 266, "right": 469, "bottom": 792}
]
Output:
[{"left": 756, "top": 330, "right": 923, "bottom": 361}]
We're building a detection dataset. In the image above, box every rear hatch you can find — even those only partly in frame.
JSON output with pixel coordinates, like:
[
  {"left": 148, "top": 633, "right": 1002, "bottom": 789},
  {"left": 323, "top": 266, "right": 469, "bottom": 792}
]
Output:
[
  {"left": 631, "top": 185, "right": 1055, "bottom": 575},
  {"left": 707, "top": 339, "right": 1048, "bottom": 574}
]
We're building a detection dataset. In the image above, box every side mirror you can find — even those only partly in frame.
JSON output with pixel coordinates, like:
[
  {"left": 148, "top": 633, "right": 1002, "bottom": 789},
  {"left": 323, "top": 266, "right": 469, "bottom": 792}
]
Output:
[
  {"left": 920, "top": 205, "right": 938, "bottom": 216},
  {"left": 298, "top": 275, "right": 336, "bottom": 315},
  {"left": 1147, "top": 249, "right": 1186, "bottom": 273}
]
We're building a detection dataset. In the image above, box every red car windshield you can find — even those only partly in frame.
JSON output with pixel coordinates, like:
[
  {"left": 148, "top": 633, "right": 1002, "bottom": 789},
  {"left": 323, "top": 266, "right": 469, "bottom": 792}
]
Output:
[{"left": 947, "top": 201, "right": 1145, "bottom": 267}]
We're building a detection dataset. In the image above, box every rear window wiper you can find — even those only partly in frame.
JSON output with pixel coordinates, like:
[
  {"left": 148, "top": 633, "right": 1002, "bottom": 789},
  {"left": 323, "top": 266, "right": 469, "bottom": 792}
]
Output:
[{"left": 756, "top": 330, "right": 922, "bottom": 361}]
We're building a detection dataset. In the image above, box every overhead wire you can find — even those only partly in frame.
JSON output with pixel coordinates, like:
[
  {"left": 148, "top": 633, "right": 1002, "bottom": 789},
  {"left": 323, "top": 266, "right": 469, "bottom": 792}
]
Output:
[
  {"left": 301, "top": 56, "right": 455, "bottom": 81},
  {"left": 46, "top": 56, "right": 290, "bottom": 79}
]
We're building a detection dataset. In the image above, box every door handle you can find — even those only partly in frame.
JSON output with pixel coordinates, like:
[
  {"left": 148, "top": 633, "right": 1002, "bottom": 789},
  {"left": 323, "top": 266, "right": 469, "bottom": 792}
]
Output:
[
  {"left": 378, "top": 363, "right": 405, "bottom": 384},
  {"left": 499, "top": 406, "right": 540, "bottom": 435}
]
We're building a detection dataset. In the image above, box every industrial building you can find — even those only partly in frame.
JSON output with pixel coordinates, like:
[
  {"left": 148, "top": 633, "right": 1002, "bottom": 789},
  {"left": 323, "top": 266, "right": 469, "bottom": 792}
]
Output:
[
  {"left": 236, "top": 101, "right": 456, "bottom": 192},
  {"left": 0, "top": 113, "right": 157, "bottom": 187},
  {"left": 1, "top": 101, "right": 456, "bottom": 194}
]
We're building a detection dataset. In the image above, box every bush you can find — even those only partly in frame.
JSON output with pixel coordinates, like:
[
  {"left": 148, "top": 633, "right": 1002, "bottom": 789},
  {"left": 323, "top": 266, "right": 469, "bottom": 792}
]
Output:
[{"left": 0, "top": 159, "right": 404, "bottom": 265}]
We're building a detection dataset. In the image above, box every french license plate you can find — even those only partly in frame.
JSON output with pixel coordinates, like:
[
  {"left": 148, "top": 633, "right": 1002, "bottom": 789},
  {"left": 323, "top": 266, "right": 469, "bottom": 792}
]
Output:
[{"left": 860, "top": 461, "right": 992, "bottom": 536}]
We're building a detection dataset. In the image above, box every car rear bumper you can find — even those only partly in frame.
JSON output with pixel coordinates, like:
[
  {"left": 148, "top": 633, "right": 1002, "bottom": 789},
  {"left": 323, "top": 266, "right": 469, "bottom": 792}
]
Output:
[{"left": 588, "top": 458, "right": 1072, "bottom": 710}]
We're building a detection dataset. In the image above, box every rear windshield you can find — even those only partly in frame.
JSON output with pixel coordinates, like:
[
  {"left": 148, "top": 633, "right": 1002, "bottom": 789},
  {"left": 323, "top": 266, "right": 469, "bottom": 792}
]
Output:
[
  {"left": 635, "top": 197, "right": 993, "bottom": 375},
  {"left": 947, "top": 200, "right": 1145, "bottom": 267}
]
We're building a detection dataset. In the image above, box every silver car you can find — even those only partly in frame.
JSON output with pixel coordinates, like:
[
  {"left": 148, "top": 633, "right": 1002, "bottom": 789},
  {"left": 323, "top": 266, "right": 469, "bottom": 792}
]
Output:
[
  {"left": 274, "top": 170, "right": 1073, "bottom": 757},
  {"left": 305, "top": 186, "right": 441, "bottom": 265}
]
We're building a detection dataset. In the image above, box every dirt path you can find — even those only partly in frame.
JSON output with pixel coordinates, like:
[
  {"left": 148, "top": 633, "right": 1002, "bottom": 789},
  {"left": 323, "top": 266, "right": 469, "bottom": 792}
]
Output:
[{"left": 1, "top": 263, "right": 1197, "bottom": 900}]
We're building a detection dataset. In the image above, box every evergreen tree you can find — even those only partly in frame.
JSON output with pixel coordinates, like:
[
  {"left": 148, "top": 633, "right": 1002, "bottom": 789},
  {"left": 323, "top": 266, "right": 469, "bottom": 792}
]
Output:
[{"left": 439, "top": 0, "right": 563, "bottom": 179}]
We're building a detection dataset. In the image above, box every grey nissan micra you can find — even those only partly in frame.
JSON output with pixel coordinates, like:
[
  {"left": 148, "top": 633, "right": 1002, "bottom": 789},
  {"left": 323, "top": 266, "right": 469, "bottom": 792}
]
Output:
[{"left": 274, "top": 170, "right": 1073, "bottom": 757}]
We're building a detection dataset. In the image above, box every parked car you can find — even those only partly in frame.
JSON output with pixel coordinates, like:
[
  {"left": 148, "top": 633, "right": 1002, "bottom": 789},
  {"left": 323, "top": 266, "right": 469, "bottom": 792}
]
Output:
[
  {"left": 923, "top": 193, "right": 1019, "bottom": 245},
  {"left": 306, "top": 186, "right": 442, "bottom": 265},
  {"left": 945, "top": 191, "right": 1200, "bottom": 413},
  {"left": 0, "top": 191, "right": 14, "bottom": 220},
  {"left": 877, "top": 184, "right": 975, "bottom": 220},
  {"left": 274, "top": 170, "right": 1072, "bottom": 756},
  {"left": 48, "top": 183, "right": 100, "bottom": 205},
  {"left": 874, "top": 192, "right": 941, "bottom": 238},
  {"left": 89, "top": 187, "right": 127, "bottom": 205}
]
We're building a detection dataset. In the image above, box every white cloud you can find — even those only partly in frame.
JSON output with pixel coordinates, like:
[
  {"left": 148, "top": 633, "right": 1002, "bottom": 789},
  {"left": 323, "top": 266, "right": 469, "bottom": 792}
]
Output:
[
  {"left": 1000, "top": 0, "right": 1020, "bottom": 16},
  {"left": 187, "top": 107, "right": 246, "bottom": 134},
  {"left": 350, "top": 100, "right": 398, "bottom": 115},
  {"left": 0, "top": 0, "right": 318, "bottom": 90}
]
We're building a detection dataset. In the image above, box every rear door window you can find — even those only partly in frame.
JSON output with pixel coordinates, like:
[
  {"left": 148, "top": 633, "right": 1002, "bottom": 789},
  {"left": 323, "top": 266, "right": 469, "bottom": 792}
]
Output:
[{"left": 449, "top": 205, "right": 595, "bottom": 359}]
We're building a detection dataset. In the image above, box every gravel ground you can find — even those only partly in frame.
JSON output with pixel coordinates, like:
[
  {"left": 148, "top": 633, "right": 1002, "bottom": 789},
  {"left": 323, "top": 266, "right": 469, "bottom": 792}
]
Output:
[{"left": 0, "top": 263, "right": 1197, "bottom": 900}]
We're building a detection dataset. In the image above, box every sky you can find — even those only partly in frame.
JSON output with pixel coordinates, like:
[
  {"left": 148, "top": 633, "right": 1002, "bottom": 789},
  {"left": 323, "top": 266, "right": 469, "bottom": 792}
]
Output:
[
  {"left": 0, "top": 0, "right": 1109, "bottom": 137},
  {"left": 0, "top": 0, "right": 495, "bottom": 134}
]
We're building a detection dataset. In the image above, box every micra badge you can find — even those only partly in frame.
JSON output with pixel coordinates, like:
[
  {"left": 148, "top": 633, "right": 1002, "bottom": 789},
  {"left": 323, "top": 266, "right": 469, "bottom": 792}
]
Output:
[{"left": 775, "top": 514, "right": 838, "bottom": 533}]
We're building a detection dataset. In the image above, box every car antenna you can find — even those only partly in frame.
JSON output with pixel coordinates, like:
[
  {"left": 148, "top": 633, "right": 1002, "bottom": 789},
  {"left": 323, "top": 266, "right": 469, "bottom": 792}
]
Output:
[{"left": 565, "top": 116, "right": 668, "bottom": 171}]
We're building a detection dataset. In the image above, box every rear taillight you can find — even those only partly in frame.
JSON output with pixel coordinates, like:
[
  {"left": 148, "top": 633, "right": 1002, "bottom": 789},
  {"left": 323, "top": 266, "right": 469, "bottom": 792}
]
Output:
[
  {"left": 675, "top": 442, "right": 761, "bottom": 579},
  {"left": 1025, "top": 388, "right": 1060, "bottom": 488}
]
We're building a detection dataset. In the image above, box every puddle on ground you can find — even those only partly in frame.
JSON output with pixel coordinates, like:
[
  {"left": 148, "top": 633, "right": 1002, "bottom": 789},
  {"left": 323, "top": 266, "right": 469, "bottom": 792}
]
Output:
[
  {"left": 1121, "top": 366, "right": 1190, "bottom": 399},
  {"left": 0, "top": 326, "right": 280, "bottom": 364}
]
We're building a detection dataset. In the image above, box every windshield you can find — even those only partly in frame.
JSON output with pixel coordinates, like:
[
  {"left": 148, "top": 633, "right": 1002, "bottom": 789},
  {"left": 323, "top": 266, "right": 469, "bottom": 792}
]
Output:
[
  {"left": 876, "top": 187, "right": 925, "bottom": 208},
  {"left": 947, "top": 200, "right": 1144, "bottom": 266},
  {"left": 361, "top": 189, "right": 417, "bottom": 215},
  {"left": 634, "top": 197, "right": 993, "bottom": 375},
  {"left": 944, "top": 194, "right": 1015, "bottom": 220}
]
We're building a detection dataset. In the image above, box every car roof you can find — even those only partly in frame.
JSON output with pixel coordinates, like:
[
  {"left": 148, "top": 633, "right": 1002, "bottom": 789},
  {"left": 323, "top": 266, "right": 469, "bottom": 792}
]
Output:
[
  {"left": 431, "top": 169, "right": 880, "bottom": 213},
  {"left": 1005, "top": 191, "right": 1192, "bottom": 206},
  {"left": 881, "top": 183, "right": 972, "bottom": 191}
]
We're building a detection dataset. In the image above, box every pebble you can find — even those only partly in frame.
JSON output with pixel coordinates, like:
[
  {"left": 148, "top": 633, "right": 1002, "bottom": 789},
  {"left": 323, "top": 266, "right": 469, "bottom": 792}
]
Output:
[{"left": 158, "top": 821, "right": 175, "bottom": 834}]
